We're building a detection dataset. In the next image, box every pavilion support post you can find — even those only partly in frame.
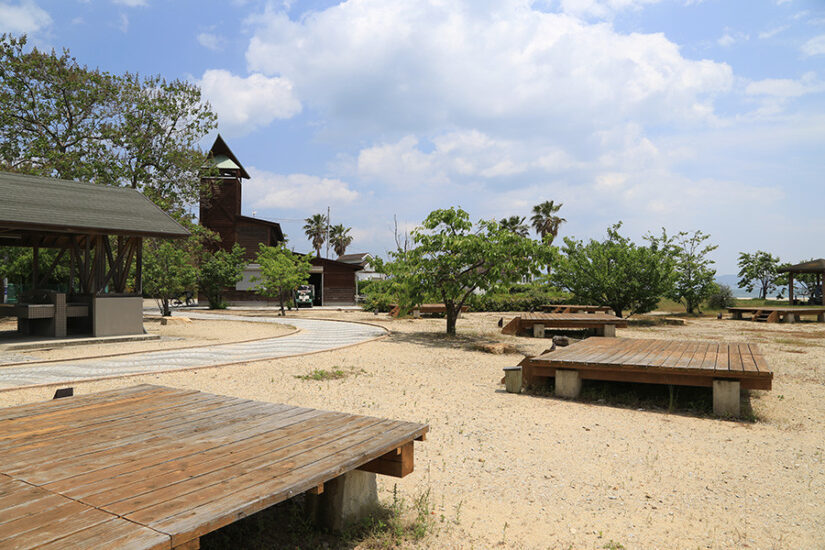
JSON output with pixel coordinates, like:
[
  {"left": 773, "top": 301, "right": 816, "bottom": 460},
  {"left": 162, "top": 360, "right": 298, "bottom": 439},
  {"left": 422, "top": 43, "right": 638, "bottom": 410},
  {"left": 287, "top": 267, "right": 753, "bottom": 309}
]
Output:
[
  {"left": 135, "top": 238, "right": 143, "bottom": 295},
  {"left": 32, "top": 244, "right": 39, "bottom": 290},
  {"left": 789, "top": 272, "right": 794, "bottom": 305},
  {"left": 69, "top": 241, "right": 75, "bottom": 295}
]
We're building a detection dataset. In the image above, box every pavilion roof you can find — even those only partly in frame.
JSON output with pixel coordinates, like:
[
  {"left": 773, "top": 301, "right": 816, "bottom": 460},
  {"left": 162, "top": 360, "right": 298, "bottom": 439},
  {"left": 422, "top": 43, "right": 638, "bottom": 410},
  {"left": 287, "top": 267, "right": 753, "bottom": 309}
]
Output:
[
  {"left": 778, "top": 259, "right": 825, "bottom": 273},
  {"left": 0, "top": 171, "right": 190, "bottom": 239}
]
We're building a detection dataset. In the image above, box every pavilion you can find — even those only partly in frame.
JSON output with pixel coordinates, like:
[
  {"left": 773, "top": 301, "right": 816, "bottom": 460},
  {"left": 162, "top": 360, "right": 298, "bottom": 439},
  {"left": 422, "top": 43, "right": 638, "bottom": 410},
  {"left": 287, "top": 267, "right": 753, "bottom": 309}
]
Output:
[
  {"left": 0, "top": 171, "right": 189, "bottom": 338},
  {"left": 778, "top": 259, "right": 825, "bottom": 305}
]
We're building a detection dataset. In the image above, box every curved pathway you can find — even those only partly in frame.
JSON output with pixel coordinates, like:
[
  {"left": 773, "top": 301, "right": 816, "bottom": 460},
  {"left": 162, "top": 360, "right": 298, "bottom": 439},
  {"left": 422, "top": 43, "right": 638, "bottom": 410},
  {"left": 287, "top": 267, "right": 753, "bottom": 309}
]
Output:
[{"left": 0, "top": 312, "right": 386, "bottom": 390}]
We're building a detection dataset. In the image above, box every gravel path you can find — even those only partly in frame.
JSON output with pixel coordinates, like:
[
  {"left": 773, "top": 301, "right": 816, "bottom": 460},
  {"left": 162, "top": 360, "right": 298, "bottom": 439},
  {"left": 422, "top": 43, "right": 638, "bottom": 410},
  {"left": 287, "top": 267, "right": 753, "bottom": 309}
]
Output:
[{"left": 0, "top": 312, "right": 386, "bottom": 390}]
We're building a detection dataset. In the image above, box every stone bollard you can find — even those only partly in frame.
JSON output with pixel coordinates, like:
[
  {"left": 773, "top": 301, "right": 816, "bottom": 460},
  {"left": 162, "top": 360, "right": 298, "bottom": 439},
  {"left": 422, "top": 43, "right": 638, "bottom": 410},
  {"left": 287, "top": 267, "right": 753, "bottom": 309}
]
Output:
[{"left": 503, "top": 366, "right": 522, "bottom": 393}]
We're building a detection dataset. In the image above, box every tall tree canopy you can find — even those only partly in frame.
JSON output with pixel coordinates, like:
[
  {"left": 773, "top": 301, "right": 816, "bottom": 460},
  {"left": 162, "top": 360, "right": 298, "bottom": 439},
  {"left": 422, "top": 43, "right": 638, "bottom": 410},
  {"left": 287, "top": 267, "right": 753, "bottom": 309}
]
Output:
[
  {"left": 0, "top": 34, "right": 216, "bottom": 214},
  {"left": 499, "top": 216, "right": 530, "bottom": 237},
  {"left": 648, "top": 229, "right": 718, "bottom": 314},
  {"left": 389, "top": 207, "right": 552, "bottom": 335},
  {"left": 737, "top": 251, "right": 782, "bottom": 300},
  {"left": 329, "top": 224, "right": 353, "bottom": 257},
  {"left": 303, "top": 213, "right": 328, "bottom": 257},
  {"left": 253, "top": 244, "right": 312, "bottom": 316},
  {"left": 552, "top": 222, "right": 675, "bottom": 318},
  {"left": 530, "top": 200, "right": 565, "bottom": 244}
]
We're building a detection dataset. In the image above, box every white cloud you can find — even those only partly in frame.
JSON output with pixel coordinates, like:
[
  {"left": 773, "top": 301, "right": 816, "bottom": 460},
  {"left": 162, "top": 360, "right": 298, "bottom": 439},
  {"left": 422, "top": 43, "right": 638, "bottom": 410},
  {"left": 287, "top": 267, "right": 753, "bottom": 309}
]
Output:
[
  {"left": 197, "top": 32, "right": 226, "bottom": 52},
  {"left": 801, "top": 34, "right": 825, "bottom": 56},
  {"left": 244, "top": 168, "right": 359, "bottom": 211},
  {"left": 113, "top": 0, "right": 147, "bottom": 6},
  {"left": 117, "top": 13, "right": 129, "bottom": 32},
  {"left": 558, "top": 0, "right": 661, "bottom": 19},
  {"left": 198, "top": 69, "right": 302, "bottom": 136},
  {"left": 0, "top": 1, "right": 51, "bottom": 34},
  {"left": 245, "top": 0, "right": 732, "bottom": 140},
  {"left": 746, "top": 72, "right": 825, "bottom": 98},
  {"left": 717, "top": 29, "right": 749, "bottom": 47},
  {"left": 758, "top": 25, "right": 788, "bottom": 39}
]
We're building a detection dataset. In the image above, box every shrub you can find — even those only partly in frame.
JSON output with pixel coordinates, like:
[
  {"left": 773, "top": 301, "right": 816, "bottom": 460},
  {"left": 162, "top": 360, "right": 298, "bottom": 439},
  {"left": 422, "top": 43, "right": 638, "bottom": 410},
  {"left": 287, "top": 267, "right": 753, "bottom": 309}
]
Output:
[
  {"left": 706, "top": 283, "right": 736, "bottom": 309},
  {"left": 467, "top": 283, "right": 570, "bottom": 312}
]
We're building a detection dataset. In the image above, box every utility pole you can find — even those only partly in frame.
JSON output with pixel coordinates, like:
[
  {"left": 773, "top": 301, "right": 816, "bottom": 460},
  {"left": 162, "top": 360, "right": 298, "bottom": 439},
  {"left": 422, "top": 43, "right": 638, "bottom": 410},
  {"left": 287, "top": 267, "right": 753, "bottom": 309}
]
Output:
[{"left": 325, "top": 206, "right": 330, "bottom": 259}]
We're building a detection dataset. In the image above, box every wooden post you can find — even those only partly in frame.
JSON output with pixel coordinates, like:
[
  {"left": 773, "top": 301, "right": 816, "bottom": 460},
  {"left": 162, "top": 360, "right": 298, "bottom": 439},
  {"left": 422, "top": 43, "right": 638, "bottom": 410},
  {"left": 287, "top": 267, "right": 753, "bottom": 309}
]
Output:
[
  {"left": 32, "top": 244, "right": 39, "bottom": 290},
  {"left": 135, "top": 238, "right": 143, "bottom": 295},
  {"left": 789, "top": 272, "right": 794, "bottom": 305}
]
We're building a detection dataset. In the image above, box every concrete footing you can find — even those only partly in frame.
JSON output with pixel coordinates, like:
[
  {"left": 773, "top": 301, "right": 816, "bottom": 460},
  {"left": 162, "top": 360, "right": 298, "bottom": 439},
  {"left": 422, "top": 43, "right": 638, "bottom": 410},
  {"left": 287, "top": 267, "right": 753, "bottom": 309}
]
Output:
[
  {"left": 305, "top": 470, "right": 378, "bottom": 532},
  {"left": 713, "top": 379, "right": 741, "bottom": 417},
  {"left": 533, "top": 324, "right": 545, "bottom": 338},
  {"left": 555, "top": 369, "right": 582, "bottom": 398},
  {"left": 597, "top": 324, "right": 616, "bottom": 337},
  {"left": 782, "top": 313, "right": 796, "bottom": 324},
  {"left": 819, "top": 313, "right": 825, "bottom": 322}
]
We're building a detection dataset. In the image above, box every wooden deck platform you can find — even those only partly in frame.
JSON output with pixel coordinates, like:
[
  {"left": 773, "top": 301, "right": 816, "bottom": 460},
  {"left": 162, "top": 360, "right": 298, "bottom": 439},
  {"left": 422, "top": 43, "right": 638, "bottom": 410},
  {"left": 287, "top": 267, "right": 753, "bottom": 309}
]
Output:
[
  {"left": 388, "top": 303, "right": 469, "bottom": 318},
  {"left": 502, "top": 313, "right": 628, "bottom": 337},
  {"left": 520, "top": 337, "right": 773, "bottom": 391},
  {"left": 728, "top": 306, "right": 825, "bottom": 323},
  {"left": 0, "top": 385, "right": 428, "bottom": 549},
  {"left": 539, "top": 304, "right": 611, "bottom": 314}
]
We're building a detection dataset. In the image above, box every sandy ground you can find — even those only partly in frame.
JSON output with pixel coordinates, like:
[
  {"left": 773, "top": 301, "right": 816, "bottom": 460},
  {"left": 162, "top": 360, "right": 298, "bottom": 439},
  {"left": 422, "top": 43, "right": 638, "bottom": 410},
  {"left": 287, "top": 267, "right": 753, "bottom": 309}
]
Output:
[
  {"left": 0, "top": 310, "right": 823, "bottom": 549},
  {"left": 0, "top": 317, "right": 294, "bottom": 363}
]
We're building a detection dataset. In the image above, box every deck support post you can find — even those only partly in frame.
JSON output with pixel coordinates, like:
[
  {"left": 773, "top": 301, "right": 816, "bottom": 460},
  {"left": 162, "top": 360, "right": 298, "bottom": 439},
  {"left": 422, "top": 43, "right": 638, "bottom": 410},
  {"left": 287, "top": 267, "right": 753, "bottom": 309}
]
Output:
[
  {"left": 412, "top": 309, "right": 421, "bottom": 319},
  {"left": 732, "top": 311, "right": 742, "bottom": 320},
  {"left": 305, "top": 470, "right": 378, "bottom": 532},
  {"left": 533, "top": 324, "right": 545, "bottom": 338},
  {"left": 782, "top": 313, "right": 796, "bottom": 324},
  {"left": 818, "top": 313, "right": 824, "bottom": 323},
  {"left": 555, "top": 369, "right": 581, "bottom": 398},
  {"left": 713, "top": 379, "right": 741, "bottom": 417}
]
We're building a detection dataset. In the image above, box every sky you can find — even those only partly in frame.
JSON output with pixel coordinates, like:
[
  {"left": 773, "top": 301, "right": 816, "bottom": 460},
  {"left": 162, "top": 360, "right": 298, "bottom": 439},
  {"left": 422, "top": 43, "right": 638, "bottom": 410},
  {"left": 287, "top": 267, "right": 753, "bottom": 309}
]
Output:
[{"left": 2, "top": 0, "right": 824, "bottom": 273}]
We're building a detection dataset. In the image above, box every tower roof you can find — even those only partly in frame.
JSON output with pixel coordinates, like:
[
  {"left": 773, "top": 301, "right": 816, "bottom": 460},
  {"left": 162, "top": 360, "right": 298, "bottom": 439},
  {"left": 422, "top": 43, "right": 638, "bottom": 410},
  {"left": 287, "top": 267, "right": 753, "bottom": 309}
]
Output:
[{"left": 207, "top": 134, "right": 250, "bottom": 179}]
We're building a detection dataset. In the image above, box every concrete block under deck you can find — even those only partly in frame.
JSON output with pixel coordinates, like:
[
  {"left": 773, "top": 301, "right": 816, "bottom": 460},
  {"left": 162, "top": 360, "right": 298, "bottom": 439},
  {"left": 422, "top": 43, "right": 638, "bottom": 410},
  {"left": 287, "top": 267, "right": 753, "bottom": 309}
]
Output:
[
  {"left": 713, "top": 379, "right": 741, "bottom": 417},
  {"left": 305, "top": 470, "right": 379, "bottom": 532},
  {"left": 555, "top": 369, "right": 582, "bottom": 398}
]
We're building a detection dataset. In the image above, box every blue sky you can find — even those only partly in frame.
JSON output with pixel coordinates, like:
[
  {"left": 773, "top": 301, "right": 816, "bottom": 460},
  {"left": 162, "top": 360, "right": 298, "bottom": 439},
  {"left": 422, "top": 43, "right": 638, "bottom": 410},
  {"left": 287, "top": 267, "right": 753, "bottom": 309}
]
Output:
[{"left": 2, "top": 0, "right": 824, "bottom": 273}]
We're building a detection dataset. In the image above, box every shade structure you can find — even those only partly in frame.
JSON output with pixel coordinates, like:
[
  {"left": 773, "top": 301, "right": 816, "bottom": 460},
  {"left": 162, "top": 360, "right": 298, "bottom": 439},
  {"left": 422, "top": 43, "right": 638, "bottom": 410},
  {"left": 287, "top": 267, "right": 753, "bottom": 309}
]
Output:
[{"left": 778, "top": 258, "right": 825, "bottom": 304}]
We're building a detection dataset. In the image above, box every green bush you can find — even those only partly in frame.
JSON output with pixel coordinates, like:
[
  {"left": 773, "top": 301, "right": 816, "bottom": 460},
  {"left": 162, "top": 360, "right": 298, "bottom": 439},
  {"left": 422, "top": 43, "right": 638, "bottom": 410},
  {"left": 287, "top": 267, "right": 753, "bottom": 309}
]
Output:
[
  {"left": 467, "top": 283, "right": 570, "bottom": 312},
  {"left": 360, "top": 278, "right": 397, "bottom": 312},
  {"left": 706, "top": 283, "right": 736, "bottom": 309}
]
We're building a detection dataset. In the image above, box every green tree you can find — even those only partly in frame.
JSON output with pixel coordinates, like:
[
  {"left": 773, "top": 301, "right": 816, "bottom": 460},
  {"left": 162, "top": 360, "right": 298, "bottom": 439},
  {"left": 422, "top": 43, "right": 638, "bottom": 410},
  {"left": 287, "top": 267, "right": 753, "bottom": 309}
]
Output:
[
  {"left": 530, "top": 200, "right": 566, "bottom": 244},
  {"left": 737, "top": 251, "right": 782, "bottom": 300},
  {"left": 0, "top": 34, "right": 216, "bottom": 213},
  {"left": 198, "top": 244, "right": 247, "bottom": 309},
  {"left": 390, "top": 207, "right": 552, "bottom": 335},
  {"left": 303, "top": 213, "right": 328, "bottom": 257},
  {"left": 552, "top": 222, "right": 675, "bottom": 318},
  {"left": 648, "top": 230, "right": 718, "bottom": 314},
  {"left": 499, "top": 216, "right": 530, "bottom": 237},
  {"left": 253, "top": 244, "right": 312, "bottom": 315},
  {"left": 142, "top": 240, "right": 198, "bottom": 316},
  {"left": 329, "top": 224, "right": 353, "bottom": 257}
]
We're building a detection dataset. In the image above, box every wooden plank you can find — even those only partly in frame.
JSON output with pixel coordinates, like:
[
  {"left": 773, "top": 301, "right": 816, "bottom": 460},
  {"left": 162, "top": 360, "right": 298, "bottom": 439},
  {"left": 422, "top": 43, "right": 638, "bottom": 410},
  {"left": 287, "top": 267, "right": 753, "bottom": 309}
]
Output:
[
  {"left": 715, "top": 342, "right": 730, "bottom": 373},
  {"left": 358, "top": 441, "right": 414, "bottom": 478},
  {"left": 33, "top": 517, "right": 171, "bottom": 550},
  {"left": 739, "top": 343, "right": 759, "bottom": 373},
  {"left": 729, "top": 343, "right": 745, "bottom": 373}
]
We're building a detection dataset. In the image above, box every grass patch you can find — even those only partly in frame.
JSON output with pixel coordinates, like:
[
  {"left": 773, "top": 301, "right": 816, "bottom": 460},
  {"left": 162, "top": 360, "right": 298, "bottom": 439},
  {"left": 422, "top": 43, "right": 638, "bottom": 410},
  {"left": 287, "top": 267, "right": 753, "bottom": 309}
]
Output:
[
  {"left": 295, "top": 367, "right": 366, "bottom": 381},
  {"left": 200, "top": 485, "right": 436, "bottom": 550}
]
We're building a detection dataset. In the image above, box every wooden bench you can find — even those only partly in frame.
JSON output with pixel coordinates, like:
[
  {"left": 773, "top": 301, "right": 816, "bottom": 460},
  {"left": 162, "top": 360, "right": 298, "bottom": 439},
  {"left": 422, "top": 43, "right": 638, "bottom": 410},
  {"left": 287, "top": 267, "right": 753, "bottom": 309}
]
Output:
[
  {"left": 519, "top": 337, "right": 772, "bottom": 416},
  {"left": 388, "top": 303, "right": 469, "bottom": 318},
  {"left": 0, "top": 385, "right": 428, "bottom": 548},
  {"left": 539, "top": 304, "right": 611, "bottom": 314},
  {"left": 502, "top": 312, "right": 628, "bottom": 337},
  {"left": 727, "top": 306, "right": 825, "bottom": 323}
]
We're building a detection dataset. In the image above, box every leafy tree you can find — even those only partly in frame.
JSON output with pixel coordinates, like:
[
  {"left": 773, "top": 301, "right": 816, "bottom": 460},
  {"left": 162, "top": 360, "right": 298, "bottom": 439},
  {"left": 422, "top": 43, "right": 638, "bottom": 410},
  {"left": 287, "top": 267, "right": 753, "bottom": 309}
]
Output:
[
  {"left": 252, "top": 244, "right": 312, "bottom": 315},
  {"left": 648, "top": 230, "right": 718, "bottom": 314},
  {"left": 142, "top": 240, "right": 198, "bottom": 316},
  {"left": 499, "top": 216, "right": 530, "bottom": 237},
  {"left": 389, "top": 207, "right": 552, "bottom": 335},
  {"left": 303, "top": 213, "right": 328, "bottom": 257},
  {"left": 737, "top": 251, "right": 782, "bottom": 300},
  {"left": 198, "top": 244, "right": 247, "bottom": 309},
  {"left": 552, "top": 222, "right": 675, "bottom": 318},
  {"left": 706, "top": 283, "right": 736, "bottom": 310},
  {"left": 329, "top": 224, "right": 353, "bottom": 257},
  {"left": 0, "top": 34, "right": 216, "bottom": 213},
  {"left": 530, "top": 200, "right": 566, "bottom": 244}
]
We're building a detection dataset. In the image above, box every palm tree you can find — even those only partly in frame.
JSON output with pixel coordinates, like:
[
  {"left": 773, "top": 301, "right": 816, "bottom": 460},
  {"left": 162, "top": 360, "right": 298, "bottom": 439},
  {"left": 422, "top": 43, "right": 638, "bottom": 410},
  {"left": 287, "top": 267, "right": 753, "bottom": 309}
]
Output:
[
  {"left": 499, "top": 216, "right": 530, "bottom": 237},
  {"left": 530, "top": 200, "right": 566, "bottom": 244},
  {"left": 303, "top": 213, "right": 328, "bottom": 257},
  {"left": 330, "top": 224, "right": 353, "bottom": 257}
]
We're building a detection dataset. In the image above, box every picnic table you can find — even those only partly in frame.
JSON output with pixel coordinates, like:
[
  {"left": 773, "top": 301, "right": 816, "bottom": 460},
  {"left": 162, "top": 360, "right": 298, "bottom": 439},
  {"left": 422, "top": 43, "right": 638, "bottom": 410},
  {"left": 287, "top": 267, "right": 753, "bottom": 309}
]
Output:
[
  {"left": 0, "top": 385, "right": 428, "bottom": 549},
  {"left": 388, "top": 303, "right": 469, "bottom": 318},
  {"left": 539, "top": 304, "right": 611, "bottom": 314},
  {"left": 0, "top": 292, "right": 89, "bottom": 338},
  {"left": 502, "top": 312, "right": 628, "bottom": 337},
  {"left": 519, "top": 337, "right": 772, "bottom": 416},
  {"left": 727, "top": 306, "right": 825, "bottom": 323}
]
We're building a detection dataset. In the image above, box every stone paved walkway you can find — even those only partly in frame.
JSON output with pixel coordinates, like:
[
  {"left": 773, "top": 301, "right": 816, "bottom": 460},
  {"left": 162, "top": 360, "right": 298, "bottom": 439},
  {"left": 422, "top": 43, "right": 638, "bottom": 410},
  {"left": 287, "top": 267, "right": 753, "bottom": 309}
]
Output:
[{"left": 0, "top": 312, "right": 386, "bottom": 390}]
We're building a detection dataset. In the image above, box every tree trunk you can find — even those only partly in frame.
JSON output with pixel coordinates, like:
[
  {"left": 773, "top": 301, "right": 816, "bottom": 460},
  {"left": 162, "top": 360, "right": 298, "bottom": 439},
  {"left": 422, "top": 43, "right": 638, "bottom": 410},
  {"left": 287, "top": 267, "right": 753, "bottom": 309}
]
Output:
[
  {"left": 445, "top": 302, "right": 457, "bottom": 336},
  {"left": 160, "top": 298, "right": 171, "bottom": 317},
  {"left": 612, "top": 307, "right": 623, "bottom": 318},
  {"left": 278, "top": 290, "right": 286, "bottom": 316}
]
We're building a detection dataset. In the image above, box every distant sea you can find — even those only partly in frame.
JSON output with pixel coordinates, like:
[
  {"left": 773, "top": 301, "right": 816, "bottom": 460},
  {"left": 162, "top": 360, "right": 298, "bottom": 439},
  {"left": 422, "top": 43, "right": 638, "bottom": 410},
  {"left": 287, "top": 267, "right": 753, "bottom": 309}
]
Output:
[{"left": 715, "top": 274, "right": 780, "bottom": 299}]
